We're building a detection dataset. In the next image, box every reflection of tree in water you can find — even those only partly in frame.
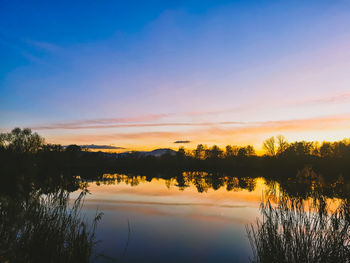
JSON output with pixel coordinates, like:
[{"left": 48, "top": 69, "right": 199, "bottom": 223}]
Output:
[
  {"left": 95, "top": 167, "right": 350, "bottom": 203},
  {"left": 226, "top": 177, "right": 240, "bottom": 192},
  {"left": 97, "top": 172, "right": 259, "bottom": 194},
  {"left": 275, "top": 166, "right": 350, "bottom": 201},
  {"left": 263, "top": 178, "right": 280, "bottom": 198},
  {"left": 164, "top": 177, "right": 176, "bottom": 189},
  {"left": 238, "top": 177, "right": 256, "bottom": 192},
  {"left": 184, "top": 172, "right": 211, "bottom": 193}
]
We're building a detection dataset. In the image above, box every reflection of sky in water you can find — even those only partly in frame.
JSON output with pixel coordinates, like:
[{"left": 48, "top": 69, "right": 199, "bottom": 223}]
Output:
[{"left": 71, "top": 177, "right": 270, "bottom": 263}]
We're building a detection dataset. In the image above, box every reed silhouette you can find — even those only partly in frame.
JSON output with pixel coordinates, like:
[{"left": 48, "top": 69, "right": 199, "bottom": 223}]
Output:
[
  {"left": 0, "top": 191, "right": 103, "bottom": 263},
  {"left": 246, "top": 197, "right": 350, "bottom": 263}
]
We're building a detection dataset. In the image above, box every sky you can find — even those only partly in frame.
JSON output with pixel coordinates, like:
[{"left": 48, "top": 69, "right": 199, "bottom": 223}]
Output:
[{"left": 1, "top": 0, "right": 350, "bottom": 151}]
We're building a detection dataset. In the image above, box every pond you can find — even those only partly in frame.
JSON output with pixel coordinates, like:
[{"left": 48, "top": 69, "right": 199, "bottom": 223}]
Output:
[
  {"left": 70, "top": 171, "right": 342, "bottom": 263},
  {"left": 1, "top": 169, "right": 348, "bottom": 263}
]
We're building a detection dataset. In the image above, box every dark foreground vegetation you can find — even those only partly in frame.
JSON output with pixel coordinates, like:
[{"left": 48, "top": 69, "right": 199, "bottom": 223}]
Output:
[
  {"left": 247, "top": 197, "right": 350, "bottom": 263},
  {"left": 0, "top": 191, "right": 102, "bottom": 263},
  {"left": 0, "top": 129, "right": 104, "bottom": 262}
]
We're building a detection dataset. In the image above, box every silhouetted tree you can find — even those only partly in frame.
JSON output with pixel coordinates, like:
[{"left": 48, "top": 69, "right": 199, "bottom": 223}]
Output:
[
  {"left": 245, "top": 145, "right": 256, "bottom": 156},
  {"left": 276, "top": 135, "right": 288, "bottom": 155},
  {"left": 205, "top": 145, "right": 223, "bottom": 159},
  {"left": 333, "top": 140, "right": 350, "bottom": 158},
  {"left": 65, "top": 144, "right": 82, "bottom": 152},
  {"left": 176, "top": 147, "right": 186, "bottom": 159},
  {"left": 225, "top": 145, "right": 239, "bottom": 158},
  {"left": 320, "top": 142, "right": 333, "bottom": 158},
  {"left": 193, "top": 144, "right": 206, "bottom": 159},
  {"left": 289, "top": 141, "right": 314, "bottom": 157},
  {"left": 225, "top": 145, "right": 234, "bottom": 158},
  {"left": 0, "top": 128, "right": 44, "bottom": 153},
  {"left": 263, "top": 136, "right": 276, "bottom": 156},
  {"left": 312, "top": 141, "right": 320, "bottom": 156},
  {"left": 42, "top": 144, "right": 64, "bottom": 152}
]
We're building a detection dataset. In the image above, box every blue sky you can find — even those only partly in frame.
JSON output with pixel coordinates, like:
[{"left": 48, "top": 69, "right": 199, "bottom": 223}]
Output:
[{"left": 1, "top": 0, "right": 350, "bottom": 149}]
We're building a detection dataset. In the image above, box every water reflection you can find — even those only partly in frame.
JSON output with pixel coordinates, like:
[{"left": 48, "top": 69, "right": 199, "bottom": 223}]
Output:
[
  {"left": 85, "top": 167, "right": 350, "bottom": 201},
  {"left": 94, "top": 172, "right": 258, "bottom": 194}
]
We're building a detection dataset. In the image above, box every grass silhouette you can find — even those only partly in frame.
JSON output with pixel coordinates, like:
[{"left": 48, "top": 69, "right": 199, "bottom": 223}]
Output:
[
  {"left": 0, "top": 191, "right": 103, "bottom": 263},
  {"left": 247, "top": 197, "right": 350, "bottom": 263}
]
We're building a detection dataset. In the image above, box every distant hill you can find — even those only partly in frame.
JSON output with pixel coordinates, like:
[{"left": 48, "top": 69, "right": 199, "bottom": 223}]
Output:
[{"left": 140, "top": 148, "right": 177, "bottom": 157}]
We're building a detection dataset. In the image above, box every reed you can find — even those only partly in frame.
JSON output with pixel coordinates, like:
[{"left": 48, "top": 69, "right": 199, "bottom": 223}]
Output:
[
  {"left": 0, "top": 191, "right": 102, "bottom": 263},
  {"left": 246, "top": 197, "right": 350, "bottom": 263}
]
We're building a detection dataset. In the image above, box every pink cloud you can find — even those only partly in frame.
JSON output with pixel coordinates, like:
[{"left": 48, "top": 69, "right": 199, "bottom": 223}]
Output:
[{"left": 45, "top": 114, "right": 350, "bottom": 147}]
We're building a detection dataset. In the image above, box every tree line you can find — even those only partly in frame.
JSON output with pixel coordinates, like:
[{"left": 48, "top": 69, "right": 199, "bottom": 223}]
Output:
[
  {"left": 1, "top": 128, "right": 349, "bottom": 158},
  {"left": 1, "top": 128, "right": 350, "bottom": 178},
  {"left": 176, "top": 135, "right": 350, "bottom": 159}
]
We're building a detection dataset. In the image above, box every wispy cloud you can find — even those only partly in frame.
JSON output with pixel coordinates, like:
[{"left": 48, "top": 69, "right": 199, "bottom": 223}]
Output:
[
  {"left": 291, "top": 92, "right": 350, "bottom": 106},
  {"left": 195, "top": 114, "right": 350, "bottom": 138},
  {"left": 25, "top": 39, "right": 62, "bottom": 53},
  {"left": 31, "top": 121, "right": 246, "bottom": 130},
  {"left": 58, "top": 131, "right": 178, "bottom": 144},
  {"left": 174, "top": 140, "right": 191, "bottom": 144},
  {"left": 31, "top": 114, "right": 171, "bottom": 130},
  {"left": 32, "top": 110, "right": 350, "bottom": 132},
  {"left": 186, "top": 92, "right": 350, "bottom": 118},
  {"left": 0, "top": 34, "right": 46, "bottom": 64},
  {"left": 187, "top": 106, "right": 250, "bottom": 116},
  {"left": 47, "top": 114, "right": 350, "bottom": 146},
  {"left": 0, "top": 30, "right": 61, "bottom": 64},
  {"left": 20, "top": 51, "right": 49, "bottom": 65}
]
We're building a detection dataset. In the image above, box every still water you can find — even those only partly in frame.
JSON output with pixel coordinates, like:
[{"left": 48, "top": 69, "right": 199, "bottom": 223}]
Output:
[{"left": 71, "top": 174, "right": 274, "bottom": 263}]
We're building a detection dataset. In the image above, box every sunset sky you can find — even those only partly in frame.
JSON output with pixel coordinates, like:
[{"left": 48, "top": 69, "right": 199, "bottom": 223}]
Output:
[{"left": 1, "top": 0, "right": 350, "bottom": 151}]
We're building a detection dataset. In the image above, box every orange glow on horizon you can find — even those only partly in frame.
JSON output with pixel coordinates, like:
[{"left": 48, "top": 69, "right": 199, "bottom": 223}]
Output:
[{"left": 41, "top": 114, "right": 350, "bottom": 153}]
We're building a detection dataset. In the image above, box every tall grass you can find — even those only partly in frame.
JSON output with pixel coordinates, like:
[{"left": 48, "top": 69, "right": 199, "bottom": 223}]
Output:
[
  {"left": 0, "top": 191, "right": 103, "bottom": 263},
  {"left": 246, "top": 197, "right": 350, "bottom": 263}
]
